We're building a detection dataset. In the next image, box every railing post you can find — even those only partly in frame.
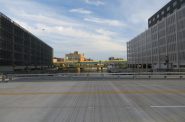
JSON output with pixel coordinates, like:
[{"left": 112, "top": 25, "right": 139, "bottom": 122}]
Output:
[
  {"left": 2, "top": 75, "right": 5, "bottom": 82},
  {"left": 86, "top": 73, "right": 89, "bottom": 80},
  {"left": 9, "top": 75, "right": 13, "bottom": 81}
]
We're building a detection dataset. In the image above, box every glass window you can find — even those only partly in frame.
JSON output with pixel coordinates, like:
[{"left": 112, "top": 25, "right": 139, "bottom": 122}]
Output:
[
  {"left": 153, "top": 18, "right": 155, "bottom": 21},
  {"left": 161, "top": 11, "right": 165, "bottom": 15},
  {"left": 173, "top": 1, "right": 177, "bottom": 7},
  {"left": 157, "top": 14, "right": 160, "bottom": 18},
  {"left": 167, "top": 6, "right": 170, "bottom": 11}
]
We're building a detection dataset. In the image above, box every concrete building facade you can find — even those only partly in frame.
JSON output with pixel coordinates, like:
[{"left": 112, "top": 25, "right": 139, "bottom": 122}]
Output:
[
  {"left": 127, "top": 1, "right": 185, "bottom": 70},
  {"left": 0, "top": 12, "right": 53, "bottom": 71}
]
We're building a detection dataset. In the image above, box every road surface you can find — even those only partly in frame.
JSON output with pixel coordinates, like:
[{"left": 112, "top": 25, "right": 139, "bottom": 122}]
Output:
[{"left": 0, "top": 78, "right": 185, "bottom": 122}]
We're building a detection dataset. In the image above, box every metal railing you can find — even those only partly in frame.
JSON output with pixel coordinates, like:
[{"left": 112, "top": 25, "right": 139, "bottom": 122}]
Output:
[
  {"left": 2, "top": 72, "right": 184, "bottom": 81},
  {"left": 0, "top": 75, "right": 9, "bottom": 82}
]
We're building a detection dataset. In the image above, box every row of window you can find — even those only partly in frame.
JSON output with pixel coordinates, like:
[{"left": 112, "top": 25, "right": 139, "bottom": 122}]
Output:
[
  {"left": 177, "top": 30, "right": 185, "bottom": 40},
  {"left": 177, "top": 19, "right": 185, "bottom": 30},
  {"left": 158, "top": 30, "right": 166, "bottom": 38},
  {"left": 148, "top": 0, "right": 184, "bottom": 27},
  {"left": 166, "top": 25, "right": 176, "bottom": 34},
  {"left": 177, "top": 5, "right": 185, "bottom": 20},
  {"left": 128, "top": 54, "right": 178, "bottom": 63},
  {"left": 0, "top": 53, "right": 52, "bottom": 66},
  {"left": 159, "top": 46, "right": 166, "bottom": 53},
  {"left": 179, "top": 41, "right": 185, "bottom": 50},
  {"left": 0, "top": 17, "right": 52, "bottom": 66},
  {"left": 179, "top": 52, "right": 185, "bottom": 61},
  {"left": 159, "top": 38, "right": 166, "bottom": 45}
]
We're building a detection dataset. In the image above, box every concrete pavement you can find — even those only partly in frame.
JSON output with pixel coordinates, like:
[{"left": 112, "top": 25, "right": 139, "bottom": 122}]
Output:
[{"left": 0, "top": 78, "right": 185, "bottom": 122}]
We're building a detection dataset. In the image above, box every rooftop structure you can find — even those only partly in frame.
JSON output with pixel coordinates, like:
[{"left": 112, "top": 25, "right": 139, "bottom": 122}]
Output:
[{"left": 148, "top": 0, "right": 185, "bottom": 27}]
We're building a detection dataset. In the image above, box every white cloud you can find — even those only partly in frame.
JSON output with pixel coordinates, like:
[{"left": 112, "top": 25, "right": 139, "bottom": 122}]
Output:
[
  {"left": 28, "top": 24, "right": 122, "bottom": 51},
  {"left": 13, "top": 14, "right": 124, "bottom": 59},
  {"left": 85, "top": 0, "right": 105, "bottom": 6},
  {"left": 84, "top": 17, "right": 125, "bottom": 27},
  {"left": 0, "top": 0, "right": 147, "bottom": 59},
  {"left": 69, "top": 8, "right": 92, "bottom": 14},
  {"left": 19, "top": 12, "right": 78, "bottom": 27},
  {"left": 118, "top": 0, "right": 170, "bottom": 25},
  {"left": 129, "top": 11, "right": 151, "bottom": 24},
  {"left": 96, "top": 29, "right": 116, "bottom": 36},
  {"left": 113, "top": 0, "right": 170, "bottom": 40}
]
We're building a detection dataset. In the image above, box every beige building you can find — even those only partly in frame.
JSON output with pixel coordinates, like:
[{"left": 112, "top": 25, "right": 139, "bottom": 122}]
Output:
[
  {"left": 53, "top": 57, "right": 64, "bottom": 63},
  {"left": 65, "top": 51, "right": 85, "bottom": 62}
]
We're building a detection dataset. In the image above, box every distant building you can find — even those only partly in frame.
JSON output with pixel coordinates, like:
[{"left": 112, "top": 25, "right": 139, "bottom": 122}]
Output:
[
  {"left": 0, "top": 12, "right": 53, "bottom": 71},
  {"left": 127, "top": 0, "right": 185, "bottom": 70},
  {"left": 84, "top": 58, "right": 94, "bottom": 62},
  {"left": 109, "top": 57, "right": 124, "bottom": 61},
  {"left": 109, "top": 57, "right": 115, "bottom": 61},
  {"left": 53, "top": 57, "right": 64, "bottom": 63},
  {"left": 65, "top": 51, "right": 85, "bottom": 62}
]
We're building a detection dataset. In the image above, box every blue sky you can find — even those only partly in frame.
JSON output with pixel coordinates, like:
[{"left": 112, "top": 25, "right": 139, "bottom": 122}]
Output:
[{"left": 0, "top": 0, "right": 170, "bottom": 60}]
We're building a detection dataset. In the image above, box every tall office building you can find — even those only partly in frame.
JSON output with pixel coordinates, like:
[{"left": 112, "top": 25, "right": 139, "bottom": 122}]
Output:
[
  {"left": 0, "top": 12, "right": 53, "bottom": 71},
  {"left": 127, "top": 0, "right": 185, "bottom": 70}
]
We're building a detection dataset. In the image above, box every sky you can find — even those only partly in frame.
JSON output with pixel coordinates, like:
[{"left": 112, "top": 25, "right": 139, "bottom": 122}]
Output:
[{"left": 0, "top": 0, "right": 170, "bottom": 60}]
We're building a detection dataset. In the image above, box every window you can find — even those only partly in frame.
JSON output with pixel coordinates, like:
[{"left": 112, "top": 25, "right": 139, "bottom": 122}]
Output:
[
  {"left": 167, "top": 6, "right": 170, "bottom": 11},
  {"left": 173, "top": 1, "right": 177, "bottom": 7},
  {"left": 149, "top": 20, "right": 151, "bottom": 24},
  {"left": 153, "top": 18, "right": 155, "bottom": 22},
  {"left": 161, "top": 11, "right": 165, "bottom": 15},
  {"left": 182, "top": 2, "right": 185, "bottom": 7},
  {"left": 157, "top": 14, "right": 160, "bottom": 18}
]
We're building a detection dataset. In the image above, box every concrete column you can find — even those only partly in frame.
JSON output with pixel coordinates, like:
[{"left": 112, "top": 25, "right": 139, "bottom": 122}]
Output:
[
  {"left": 165, "top": 13, "right": 168, "bottom": 69},
  {"left": 175, "top": 11, "right": 179, "bottom": 69},
  {"left": 143, "top": 64, "right": 144, "bottom": 71},
  {"left": 145, "top": 31, "right": 148, "bottom": 72},
  {"left": 29, "top": 35, "right": 31, "bottom": 66},
  {"left": 150, "top": 28, "right": 153, "bottom": 70},
  {"left": 22, "top": 31, "right": 25, "bottom": 65},
  {"left": 157, "top": 22, "right": 160, "bottom": 69},
  {"left": 12, "top": 24, "right": 15, "bottom": 70}
]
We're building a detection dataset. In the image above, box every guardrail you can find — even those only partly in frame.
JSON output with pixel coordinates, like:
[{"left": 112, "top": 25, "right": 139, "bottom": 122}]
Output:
[
  {"left": 0, "top": 74, "right": 14, "bottom": 82},
  {"left": 4, "top": 73, "right": 185, "bottom": 80},
  {"left": 0, "top": 75, "right": 8, "bottom": 82}
]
